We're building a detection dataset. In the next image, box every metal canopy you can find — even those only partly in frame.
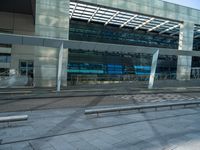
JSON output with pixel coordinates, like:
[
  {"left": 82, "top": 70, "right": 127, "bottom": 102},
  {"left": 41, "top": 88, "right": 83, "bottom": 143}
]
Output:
[
  {"left": 0, "top": 33, "right": 200, "bottom": 57},
  {"left": 69, "top": 2, "right": 200, "bottom": 39}
]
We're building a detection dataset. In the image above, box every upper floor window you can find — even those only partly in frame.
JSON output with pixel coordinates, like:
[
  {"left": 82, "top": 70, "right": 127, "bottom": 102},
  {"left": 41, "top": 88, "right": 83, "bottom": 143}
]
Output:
[{"left": 0, "top": 53, "right": 11, "bottom": 63}]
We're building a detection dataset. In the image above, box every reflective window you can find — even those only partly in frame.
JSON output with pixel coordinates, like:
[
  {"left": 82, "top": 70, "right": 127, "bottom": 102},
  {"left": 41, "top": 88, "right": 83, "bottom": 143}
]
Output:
[
  {"left": 0, "top": 54, "right": 11, "bottom": 63},
  {"left": 69, "top": 20, "right": 179, "bottom": 49}
]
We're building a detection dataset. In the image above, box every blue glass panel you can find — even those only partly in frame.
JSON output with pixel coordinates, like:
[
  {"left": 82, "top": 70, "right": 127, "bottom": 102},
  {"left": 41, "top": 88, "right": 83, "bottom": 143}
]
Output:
[
  {"left": 136, "top": 72, "right": 150, "bottom": 75},
  {"left": 107, "top": 64, "right": 123, "bottom": 74},
  {"left": 68, "top": 69, "right": 104, "bottom": 74},
  {"left": 134, "top": 66, "right": 151, "bottom": 75},
  {"left": 134, "top": 66, "right": 151, "bottom": 70}
]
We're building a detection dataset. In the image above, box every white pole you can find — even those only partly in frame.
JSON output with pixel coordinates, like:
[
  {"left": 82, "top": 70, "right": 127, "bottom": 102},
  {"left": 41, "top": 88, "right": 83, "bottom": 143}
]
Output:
[
  {"left": 57, "top": 42, "right": 64, "bottom": 92},
  {"left": 148, "top": 49, "right": 159, "bottom": 89}
]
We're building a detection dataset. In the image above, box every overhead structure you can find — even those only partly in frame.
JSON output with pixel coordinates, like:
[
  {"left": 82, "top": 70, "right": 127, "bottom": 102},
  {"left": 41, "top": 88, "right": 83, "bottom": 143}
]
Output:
[
  {"left": 159, "top": 24, "right": 180, "bottom": 35},
  {"left": 104, "top": 11, "right": 120, "bottom": 26},
  {"left": 120, "top": 15, "right": 138, "bottom": 28},
  {"left": 1, "top": 33, "right": 200, "bottom": 57},
  {"left": 88, "top": 7, "right": 100, "bottom": 23},
  {"left": 70, "top": 2, "right": 77, "bottom": 19},
  {"left": 69, "top": 2, "right": 179, "bottom": 36},
  {"left": 148, "top": 21, "right": 169, "bottom": 32},
  {"left": 134, "top": 18, "right": 155, "bottom": 30},
  {"left": 69, "top": 2, "right": 200, "bottom": 39}
]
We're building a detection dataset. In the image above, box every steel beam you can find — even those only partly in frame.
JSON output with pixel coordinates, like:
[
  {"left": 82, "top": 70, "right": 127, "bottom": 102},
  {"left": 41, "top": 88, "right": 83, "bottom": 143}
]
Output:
[
  {"left": 135, "top": 18, "right": 154, "bottom": 30},
  {"left": 148, "top": 21, "right": 169, "bottom": 32},
  {"left": 120, "top": 15, "right": 138, "bottom": 28},
  {"left": 104, "top": 11, "right": 119, "bottom": 26},
  {"left": 159, "top": 24, "right": 180, "bottom": 35}
]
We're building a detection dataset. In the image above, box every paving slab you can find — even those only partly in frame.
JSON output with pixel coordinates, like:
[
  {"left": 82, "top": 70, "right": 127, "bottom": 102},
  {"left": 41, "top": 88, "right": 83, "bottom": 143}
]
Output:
[
  {"left": 2, "top": 89, "right": 200, "bottom": 150},
  {"left": 1, "top": 107, "right": 200, "bottom": 149}
]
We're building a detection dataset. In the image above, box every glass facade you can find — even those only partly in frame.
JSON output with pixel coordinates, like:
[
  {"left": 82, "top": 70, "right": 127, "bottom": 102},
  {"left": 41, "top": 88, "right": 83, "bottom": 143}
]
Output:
[
  {"left": 0, "top": 54, "right": 10, "bottom": 76},
  {"left": 67, "top": 49, "right": 177, "bottom": 83},
  {"left": 69, "top": 20, "right": 179, "bottom": 49},
  {"left": 0, "top": 53, "right": 11, "bottom": 63},
  {"left": 193, "top": 39, "right": 200, "bottom": 51},
  {"left": 67, "top": 20, "right": 179, "bottom": 83},
  {"left": 67, "top": 20, "right": 199, "bottom": 83},
  {"left": 68, "top": 20, "right": 178, "bottom": 81}
]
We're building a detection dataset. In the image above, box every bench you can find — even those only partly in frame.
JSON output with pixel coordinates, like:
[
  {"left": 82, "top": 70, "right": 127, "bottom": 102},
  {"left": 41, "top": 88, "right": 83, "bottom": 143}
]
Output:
[
  {"left": 0, "top": 115, "right": 28, "bottom": 123},
  {"left": 85, "top": 101, "right": 200, "bottom": 115}
]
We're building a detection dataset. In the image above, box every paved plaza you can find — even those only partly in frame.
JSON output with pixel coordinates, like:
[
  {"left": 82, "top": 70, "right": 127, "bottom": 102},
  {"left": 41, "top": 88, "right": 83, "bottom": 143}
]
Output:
[
  {"left": 1, "top": 90, "right": 200, "bottom": 112},
  {"left": 1, "top": 91, "right": 200, "bottom": 149},
  {"left": 1, "top": 106, "right": 200, "bottom": 150}
]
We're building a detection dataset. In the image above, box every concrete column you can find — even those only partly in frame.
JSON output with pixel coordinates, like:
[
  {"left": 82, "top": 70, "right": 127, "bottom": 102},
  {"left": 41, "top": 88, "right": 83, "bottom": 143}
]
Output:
[
  {"left": 177, "top": 22, "right": 194, "bottom": 80},
  {"left": 148, "top": 50, "right": 159, "bottom": 89},
  {"left": 34, "top": 0, "right": 70, "bottom": 87}
]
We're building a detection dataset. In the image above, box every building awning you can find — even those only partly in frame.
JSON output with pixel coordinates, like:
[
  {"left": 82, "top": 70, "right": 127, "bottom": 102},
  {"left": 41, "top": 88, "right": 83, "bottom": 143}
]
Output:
[{"left": 0, "top": 32, "right": 200, "bottom": 57}]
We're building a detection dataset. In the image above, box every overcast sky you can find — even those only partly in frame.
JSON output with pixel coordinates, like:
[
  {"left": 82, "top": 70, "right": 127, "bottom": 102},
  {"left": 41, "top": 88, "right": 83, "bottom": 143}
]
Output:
[{"left": 163, "top": 0, "right": 200, "bottom": 10}]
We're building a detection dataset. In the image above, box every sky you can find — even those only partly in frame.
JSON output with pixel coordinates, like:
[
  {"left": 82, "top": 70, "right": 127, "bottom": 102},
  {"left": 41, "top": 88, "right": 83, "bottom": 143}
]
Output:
[{"left": 163, "top": 0, "right": 200, "bottom": 10}]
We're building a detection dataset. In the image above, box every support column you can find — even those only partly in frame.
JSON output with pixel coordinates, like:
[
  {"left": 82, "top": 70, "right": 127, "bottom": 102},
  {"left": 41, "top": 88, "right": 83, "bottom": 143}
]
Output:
[
  {"left": 148, "top": 49, "right": 159, "bottom": 89},
  {"left": 57, "top": 42, "right": 64, "bottom": 92},
  {"left": 34, "top": 0, "right": 69, "bottom": 87},
  {"left": 177, "top": 22, "right": 194, "bottom": 80}
]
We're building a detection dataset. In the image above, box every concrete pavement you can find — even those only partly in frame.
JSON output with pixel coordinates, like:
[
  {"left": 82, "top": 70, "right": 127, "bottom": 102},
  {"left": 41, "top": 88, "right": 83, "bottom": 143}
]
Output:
[
  {"left": 1, "top": 84, "right": 200, "bottom": 149},
  {"left": 1, "top": 107, "right": 200, "bottom": 149},
  {"left": 1, "top": 92, "right": 200, "bottom": 113},
  {"left": 1, "top": 81, "right": 200, "bottom": 100}
]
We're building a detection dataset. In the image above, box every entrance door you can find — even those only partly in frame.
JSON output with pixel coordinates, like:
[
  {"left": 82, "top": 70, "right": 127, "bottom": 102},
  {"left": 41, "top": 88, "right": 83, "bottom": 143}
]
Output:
[
  {"left": 191, "top": 67, "right": 200, "bottom": 79},
  {"left": 19, "top": 60, "right": 34, "bottom": 86}
]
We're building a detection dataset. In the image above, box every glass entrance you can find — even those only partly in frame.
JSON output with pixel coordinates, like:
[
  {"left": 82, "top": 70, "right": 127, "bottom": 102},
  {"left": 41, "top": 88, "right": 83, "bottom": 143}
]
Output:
[{"left": 19, "top": 60, "right": 34, "bottom": 86}]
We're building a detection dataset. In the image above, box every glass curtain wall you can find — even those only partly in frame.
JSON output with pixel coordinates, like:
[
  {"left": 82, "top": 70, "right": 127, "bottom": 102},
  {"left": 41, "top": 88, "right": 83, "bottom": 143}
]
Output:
[
  {"left": 67, "top": 50, "right": 177, "bottom": 85},
  {"left": 68, "top": 20, "right": 178, "bottom": 85}
]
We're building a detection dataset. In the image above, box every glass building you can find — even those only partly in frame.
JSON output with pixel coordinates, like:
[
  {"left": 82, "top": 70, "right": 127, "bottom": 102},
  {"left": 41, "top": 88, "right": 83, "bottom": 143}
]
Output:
[{"left": 0, "top": 0, "right": 200, "bottom": 87}]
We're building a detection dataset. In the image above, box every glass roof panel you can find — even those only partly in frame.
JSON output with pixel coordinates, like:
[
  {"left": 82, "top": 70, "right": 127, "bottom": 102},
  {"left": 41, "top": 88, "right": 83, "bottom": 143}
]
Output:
[
  {"left": 68, "top": 2, "right": 200, "bottom": 37},
  {"left": 85, "top": 8, "right": 96, "bottom": 12}
]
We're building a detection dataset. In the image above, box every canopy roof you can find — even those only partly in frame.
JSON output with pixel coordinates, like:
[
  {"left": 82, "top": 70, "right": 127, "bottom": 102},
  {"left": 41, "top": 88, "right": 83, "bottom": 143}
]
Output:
[{"left": 69, "top": 2, "right": 200, "bottom": 38}]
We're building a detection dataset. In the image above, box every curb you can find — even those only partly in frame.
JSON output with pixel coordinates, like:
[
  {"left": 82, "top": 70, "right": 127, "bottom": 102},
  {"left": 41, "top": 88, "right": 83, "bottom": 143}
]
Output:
[{"left": 0, "top": 89, "right": 200, "bottom": 100}]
